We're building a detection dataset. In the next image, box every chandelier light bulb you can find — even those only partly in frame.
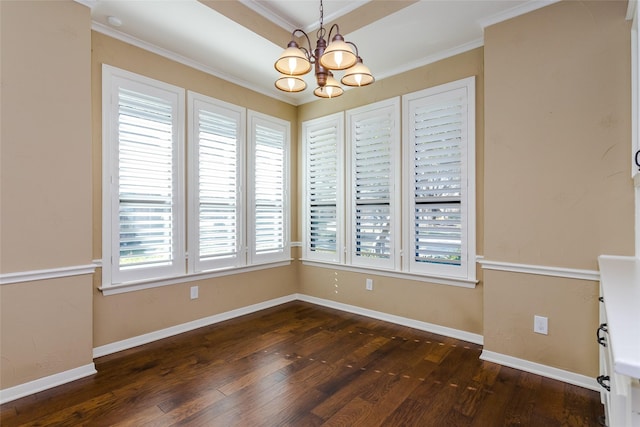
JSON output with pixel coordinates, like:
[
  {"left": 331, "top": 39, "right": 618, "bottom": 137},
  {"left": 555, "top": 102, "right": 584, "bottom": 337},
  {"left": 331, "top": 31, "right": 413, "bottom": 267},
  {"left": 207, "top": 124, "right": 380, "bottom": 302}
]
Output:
[
  {"left": 287, "top": 58, "right": 297, "bottom": 74},
  {"left": 333, "top": 51, "right": 343, "bottom": 68}
]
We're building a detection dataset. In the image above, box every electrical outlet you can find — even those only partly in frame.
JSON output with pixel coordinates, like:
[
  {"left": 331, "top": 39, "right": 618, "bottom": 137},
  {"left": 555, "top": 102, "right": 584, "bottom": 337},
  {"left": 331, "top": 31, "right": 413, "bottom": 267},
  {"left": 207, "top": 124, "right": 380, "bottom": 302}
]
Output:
[
  {"left": 534, "top": 315, "right": 548, "bottom": 335},
  {"left": 190, "top": 286, "right": 199, "bottom": 300},
  {"left": 365, "top": 278, "right": 373, "bottom": 291}
]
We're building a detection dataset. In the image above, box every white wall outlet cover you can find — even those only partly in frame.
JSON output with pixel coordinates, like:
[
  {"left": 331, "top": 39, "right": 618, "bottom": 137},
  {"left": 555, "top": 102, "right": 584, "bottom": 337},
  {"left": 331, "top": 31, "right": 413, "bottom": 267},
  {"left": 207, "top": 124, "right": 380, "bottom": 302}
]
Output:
[{"left": 534, "top": 315, "right": 548, "bottom": 335}]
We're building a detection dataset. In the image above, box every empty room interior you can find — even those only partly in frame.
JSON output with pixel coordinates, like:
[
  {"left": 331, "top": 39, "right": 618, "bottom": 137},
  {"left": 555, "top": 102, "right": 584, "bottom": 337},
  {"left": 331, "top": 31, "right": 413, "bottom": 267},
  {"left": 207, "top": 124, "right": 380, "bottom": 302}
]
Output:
[{"left": 1, "top": 0, "right": 639, "bottom": 425}]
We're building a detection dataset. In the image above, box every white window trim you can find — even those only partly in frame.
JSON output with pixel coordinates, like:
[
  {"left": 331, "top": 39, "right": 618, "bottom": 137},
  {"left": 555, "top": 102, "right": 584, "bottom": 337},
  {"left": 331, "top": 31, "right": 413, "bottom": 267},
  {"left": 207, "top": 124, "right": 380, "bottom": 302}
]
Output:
[
  {"left": 98, "top": 260, "right": 292, "bottom": 296},
  {"left": 247, "top": 110, "right": 291, "bottom": 265},
  {"left": 301, "top": 112, "right": 345, "bottom": 263},
  {"left": 187, "top": 91, "right": 247, "bottom": 273},
  {"left": 102, "top": 64, "right": 186, "bottom": 287},
  {"left": 402, "top": 76, "right": 476, "bottom": 282},
  {"left": 346, "top": 97, "right": 401, "bottom": 270}
]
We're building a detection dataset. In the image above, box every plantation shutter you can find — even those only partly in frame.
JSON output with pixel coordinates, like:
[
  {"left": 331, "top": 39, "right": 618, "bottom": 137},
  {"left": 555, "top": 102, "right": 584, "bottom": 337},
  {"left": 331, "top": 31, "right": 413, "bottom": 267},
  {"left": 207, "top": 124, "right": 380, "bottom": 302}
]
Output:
[
  {"left": 347, "top": 99, "right": 400, "bottom": 269},
  {"left": 104, "top": 66, "right": 185, "bottom": 285},
  {"left": 303, "top": 114, "right": 343, "bottom": 262},
  {"left": 189, "top": 94, "right": 245, "bottom": 271},
  {"left": 403, "top": 77, "right": 475, "bottom": 280},
  {"left": 413, "top": 95, "right": 464, "bottom": 266},
  {"left": 249, "top": 111, "right": 289, "bottom": 264}
]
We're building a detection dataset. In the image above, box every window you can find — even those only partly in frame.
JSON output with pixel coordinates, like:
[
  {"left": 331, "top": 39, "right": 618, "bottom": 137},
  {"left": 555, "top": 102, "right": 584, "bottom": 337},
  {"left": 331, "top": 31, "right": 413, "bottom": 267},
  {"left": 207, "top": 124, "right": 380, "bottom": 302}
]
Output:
[
  {"left": 188, "top": 92, "right": 245, "bottom": 272},
  {"left": 102, "top": 65, "right": 185, "bottom": 285},
  {"left": 102, "top": 65, "right": 290, "bottom": 290},
  {"left": 301, "top": 78, "right": 475, "bottom": 286},
  {"left": 346, "top": 98, "right": 401, "bottom": 270},
  {"left": 302, "top": 113, "right": 344, "bottom": 263},
  {"left": 247, "top": 111, "right": 290, "bottom": 265},
  {"left": 403, "top": 77, "right": 476, "bottom": 281}
]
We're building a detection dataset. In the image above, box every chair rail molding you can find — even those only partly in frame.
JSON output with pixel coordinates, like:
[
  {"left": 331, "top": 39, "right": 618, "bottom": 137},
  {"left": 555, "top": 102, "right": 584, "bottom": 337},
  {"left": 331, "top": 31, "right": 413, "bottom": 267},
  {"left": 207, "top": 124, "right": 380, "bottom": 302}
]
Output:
[
  {"left": 479, "top": 259, "right": 599, "bottom": 281},
  {"left": 0, "top": 264, "right": 97, "bottom": 285}
]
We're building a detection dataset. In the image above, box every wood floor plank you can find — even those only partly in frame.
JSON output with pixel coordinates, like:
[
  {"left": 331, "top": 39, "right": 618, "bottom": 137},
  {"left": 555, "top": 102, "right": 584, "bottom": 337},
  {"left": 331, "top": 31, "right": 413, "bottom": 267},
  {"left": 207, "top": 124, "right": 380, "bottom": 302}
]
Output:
[
  {"left": 217, "top": 355, "right": 295, "bottom": 396},
  {"left": 0, "top": 302, "right": 603, "bottom": 427},
  {"left": 321, "top": 396, "right": 373, "bottom": 426},
  {"left": 355, "top": 375, "right": 425, "bottom": 427},
  {"left": 469, "top": 365, "right": 524, "bottom": 427}
]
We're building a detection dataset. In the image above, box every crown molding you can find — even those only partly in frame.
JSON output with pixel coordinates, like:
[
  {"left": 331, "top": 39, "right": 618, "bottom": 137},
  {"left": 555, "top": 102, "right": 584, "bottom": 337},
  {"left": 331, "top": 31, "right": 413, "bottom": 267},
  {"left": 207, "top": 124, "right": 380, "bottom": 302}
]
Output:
[
  {"left": 479, "top": 0, "right": 561, "bottom": 30},
  {"left": 91, "top": 21, "right": 299, "bottom": 106}
]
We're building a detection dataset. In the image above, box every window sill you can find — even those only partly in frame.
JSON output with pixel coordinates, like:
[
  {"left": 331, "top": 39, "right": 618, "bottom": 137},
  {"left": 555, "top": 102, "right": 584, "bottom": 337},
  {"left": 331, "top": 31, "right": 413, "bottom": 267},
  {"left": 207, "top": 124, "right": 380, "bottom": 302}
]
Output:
[
  {"left": 99, "top": 260, "right": 292, "bottom": 296},
  {"left": 300, "top": 259, "right": 478, "bottom": 289}
]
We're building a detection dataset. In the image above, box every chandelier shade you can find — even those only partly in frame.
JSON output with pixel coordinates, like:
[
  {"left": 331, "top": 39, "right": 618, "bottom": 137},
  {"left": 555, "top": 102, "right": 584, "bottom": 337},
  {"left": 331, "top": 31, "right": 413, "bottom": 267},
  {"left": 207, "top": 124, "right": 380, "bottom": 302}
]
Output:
[
  {"left": 274, "top": 44, "right": 311, "bottom": 75},
  {"left": 341, "top": 58, "right": 374, "bottom": 87},
  {"left": 275, "top": 74, "right": 307, "bottom": 92},
  {"left": 313, "top": 74, "right": 343, "bottom": 98},
  {"left": 320, "top": 35, "right": 357, "bottom": 70},
  {"left": 273, "top": 0, "right": 374, "bottom": 99}
]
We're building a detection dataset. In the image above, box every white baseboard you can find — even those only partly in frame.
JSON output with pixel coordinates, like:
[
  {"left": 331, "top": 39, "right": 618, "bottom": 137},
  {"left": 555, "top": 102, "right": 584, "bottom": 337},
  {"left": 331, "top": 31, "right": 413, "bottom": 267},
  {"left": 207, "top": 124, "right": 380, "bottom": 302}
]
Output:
[
  {"left": 480, "top": 350, "right": 599, "bottom": 391},
  {"left": 0, "top": 363, "right": 97, "bottom": 405},
  {"left": 93, "top": 294, "right": 298, "bottom": 358},
  {"left": 295, "top": 293, "right": 484, "bottom": 345}
]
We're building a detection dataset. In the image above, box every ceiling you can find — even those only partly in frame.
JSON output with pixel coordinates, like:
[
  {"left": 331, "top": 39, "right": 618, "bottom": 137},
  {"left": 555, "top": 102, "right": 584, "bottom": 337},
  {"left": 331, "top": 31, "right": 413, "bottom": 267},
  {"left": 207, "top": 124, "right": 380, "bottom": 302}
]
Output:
[{"left": 87, "top": 0, "right": 556, "bottom": 105}]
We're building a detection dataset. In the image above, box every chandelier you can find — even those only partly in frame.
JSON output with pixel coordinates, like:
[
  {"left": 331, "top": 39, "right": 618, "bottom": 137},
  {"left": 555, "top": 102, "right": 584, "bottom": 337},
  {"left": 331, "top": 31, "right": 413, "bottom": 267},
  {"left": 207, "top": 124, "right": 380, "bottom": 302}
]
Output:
[{"left": 274, "top": 0, "right": 374, "bottom": 99}]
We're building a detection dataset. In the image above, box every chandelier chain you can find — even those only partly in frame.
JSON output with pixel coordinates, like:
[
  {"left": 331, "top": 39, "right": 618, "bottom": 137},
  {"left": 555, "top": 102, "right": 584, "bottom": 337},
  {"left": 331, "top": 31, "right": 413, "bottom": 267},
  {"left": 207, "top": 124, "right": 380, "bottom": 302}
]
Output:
[{"left": 317, "top": 0, "right": 325, "bottom": 39}]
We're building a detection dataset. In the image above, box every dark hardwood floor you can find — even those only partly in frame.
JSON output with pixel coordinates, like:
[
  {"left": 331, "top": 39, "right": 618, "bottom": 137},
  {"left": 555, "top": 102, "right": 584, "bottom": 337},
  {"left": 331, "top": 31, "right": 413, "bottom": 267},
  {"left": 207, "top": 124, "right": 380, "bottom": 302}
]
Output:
[{"left": 1, "top": 301, "right": 604, "bottom": 426}]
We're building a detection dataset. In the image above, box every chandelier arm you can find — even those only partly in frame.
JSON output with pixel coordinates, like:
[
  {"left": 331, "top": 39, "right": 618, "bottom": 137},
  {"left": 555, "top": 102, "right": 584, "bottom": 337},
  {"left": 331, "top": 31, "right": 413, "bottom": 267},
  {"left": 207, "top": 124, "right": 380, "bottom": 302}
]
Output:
[
  {"left": 299, "top": 46, "right": 311, "bottom": 61},
  {"left": 292, "top": 29, "right": 315, "bottom": 62},
  {"left": 326, "top": 23, "right": 341, "bottom": 42},
  {"left": 346, "top": 41, "right": 359, "bottom": 57}
]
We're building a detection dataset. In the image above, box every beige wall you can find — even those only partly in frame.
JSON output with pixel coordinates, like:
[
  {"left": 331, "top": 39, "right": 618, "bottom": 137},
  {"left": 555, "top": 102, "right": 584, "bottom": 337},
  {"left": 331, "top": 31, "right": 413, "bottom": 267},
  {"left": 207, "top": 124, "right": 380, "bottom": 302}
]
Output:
[
  {"left": 483, "top": 1, "right": 634, "bottom": 376},
  {"left": 0, "top": 1, "right": 94, "bottom": 388},
  {"left": 91, "top": 32, "right": 300, "bottom": 347},
  {"left": 1, "top": 1, "right": 92, "bottom": 271},
  {"left": 1, "top": 277, "right": 93, "bottom": 388},
  {"left": 297, "top": 48, "right": 486, "bottom": 336},
  {"left": 93, "top": 267, "right": 297, "bottom": 346}
]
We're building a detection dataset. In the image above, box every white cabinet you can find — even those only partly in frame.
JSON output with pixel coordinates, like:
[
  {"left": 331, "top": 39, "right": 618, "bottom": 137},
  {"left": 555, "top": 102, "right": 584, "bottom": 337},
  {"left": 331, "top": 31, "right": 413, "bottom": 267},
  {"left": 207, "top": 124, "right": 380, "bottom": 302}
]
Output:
[{"left": 598, "top": 255, "right": 640, "bottom": 427}]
